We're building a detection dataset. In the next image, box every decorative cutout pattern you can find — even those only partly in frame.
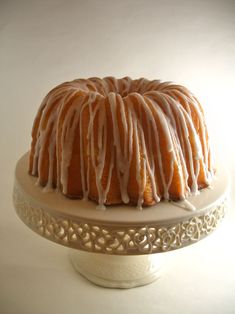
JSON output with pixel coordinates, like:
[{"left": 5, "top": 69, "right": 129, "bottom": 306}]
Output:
[{"left": 13, "top": 185, "right": 227, "bottom": 255}]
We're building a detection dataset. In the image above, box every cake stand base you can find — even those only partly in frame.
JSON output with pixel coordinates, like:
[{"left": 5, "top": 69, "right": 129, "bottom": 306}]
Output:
[{"left": 69, "top": 250, "right": 164, "bottom": 288}]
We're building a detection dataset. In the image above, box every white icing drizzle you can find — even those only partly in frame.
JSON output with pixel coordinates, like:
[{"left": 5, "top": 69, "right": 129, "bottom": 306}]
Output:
[
  {"left": 29, "top": 77, "right": 214, "bottom": 211},
  {"left": 109, "top": 93, "right": 131, "bottom": 204},
  {"left": 171, "top": 199, "right": 196, "bottom": 211}
]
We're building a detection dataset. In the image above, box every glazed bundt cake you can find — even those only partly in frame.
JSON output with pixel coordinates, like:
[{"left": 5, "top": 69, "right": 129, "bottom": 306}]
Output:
[{"left": 29, "top": 77, "right": 213, "bottom": 209}]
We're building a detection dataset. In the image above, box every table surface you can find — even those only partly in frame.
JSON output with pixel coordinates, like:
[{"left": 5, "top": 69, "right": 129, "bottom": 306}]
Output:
[{"left": 1, "top": 1, "right": 235, "bottom": 314}]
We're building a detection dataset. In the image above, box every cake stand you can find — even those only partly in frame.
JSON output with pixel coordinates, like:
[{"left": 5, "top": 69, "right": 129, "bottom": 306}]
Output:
[{"left": 13, "top": 153, "right": 229, "bottom": 288}]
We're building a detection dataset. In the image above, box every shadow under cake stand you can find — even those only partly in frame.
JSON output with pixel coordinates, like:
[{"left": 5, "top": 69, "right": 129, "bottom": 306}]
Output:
[{"left": 13, "top": 153, "right": 229, "bottom": 288}]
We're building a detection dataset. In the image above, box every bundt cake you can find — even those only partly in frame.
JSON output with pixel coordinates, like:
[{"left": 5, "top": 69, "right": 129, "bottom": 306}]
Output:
[{"left": 29, "top": 77, "right": 214, "bottom": 209}]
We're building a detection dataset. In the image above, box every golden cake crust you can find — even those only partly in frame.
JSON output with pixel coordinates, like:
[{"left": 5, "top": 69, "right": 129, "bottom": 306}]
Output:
[{"left": 29, "top": 77, "right": 213, "bottom": 208}]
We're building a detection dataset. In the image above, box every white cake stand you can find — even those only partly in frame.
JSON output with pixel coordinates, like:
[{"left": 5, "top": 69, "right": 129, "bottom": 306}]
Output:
[{"left": 13, "top": 153, "right": 229, "bottom": 288}]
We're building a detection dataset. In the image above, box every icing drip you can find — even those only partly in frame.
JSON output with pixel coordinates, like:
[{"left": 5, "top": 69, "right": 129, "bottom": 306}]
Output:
[
  {"left": 29, "top": 77, "right": 214, "bottom": 211},
  {"left": 109, "top": 93, "right": 131, "bottom": 204},
  {"left": 171, "top": 199, "right": 196, "bottom": 211}
]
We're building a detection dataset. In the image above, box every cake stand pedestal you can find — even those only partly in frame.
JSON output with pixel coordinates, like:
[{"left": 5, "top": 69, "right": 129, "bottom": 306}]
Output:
[{"left": 13, "top": 153, "right": 229, "bottom": 288}]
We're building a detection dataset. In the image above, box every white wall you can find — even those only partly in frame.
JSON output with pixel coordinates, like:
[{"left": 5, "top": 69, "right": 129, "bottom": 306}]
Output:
[
  {"left": 1, "top": 1, "right": 235, "bottom": 314},
  {"left": 1, "top": 0, "right": 234, "bottom": 175}
]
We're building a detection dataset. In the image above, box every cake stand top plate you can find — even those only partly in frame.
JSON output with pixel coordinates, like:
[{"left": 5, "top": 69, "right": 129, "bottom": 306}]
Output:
[
  {"left": 15, "top": 153, "right": 228, "bottom": 225},
  {"left": 13, "top": 153, "right": 229, "bottom": 255}
]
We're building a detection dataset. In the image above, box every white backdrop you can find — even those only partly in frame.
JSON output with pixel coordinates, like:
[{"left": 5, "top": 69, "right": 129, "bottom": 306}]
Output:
[{"left": 1, "top": 1, "right": 235, "bottom": 314}]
